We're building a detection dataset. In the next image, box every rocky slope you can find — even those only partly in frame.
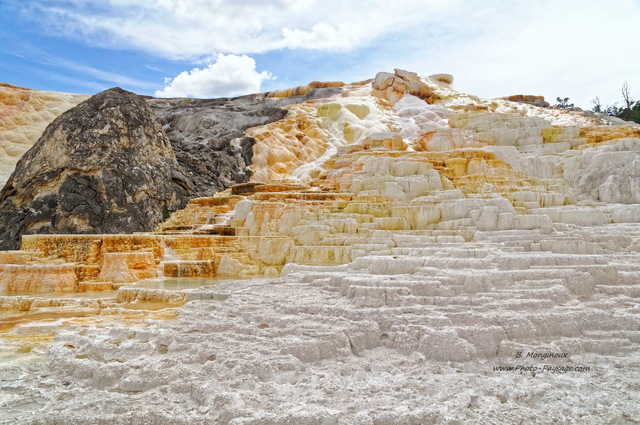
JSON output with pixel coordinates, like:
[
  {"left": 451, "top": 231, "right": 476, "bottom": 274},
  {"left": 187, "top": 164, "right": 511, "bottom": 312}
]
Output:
[
  {"left": 0, "top": 87, "right": 194, "bottom": 250},
  {"left": 0, "top": 84, "right": 345, "bottom": 248}
]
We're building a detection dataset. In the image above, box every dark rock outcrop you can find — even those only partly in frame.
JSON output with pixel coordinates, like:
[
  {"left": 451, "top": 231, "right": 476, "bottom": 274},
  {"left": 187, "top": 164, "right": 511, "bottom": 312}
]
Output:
[
  {"left": 148, "top": 87, "right": 342, "bottom": 197},
  {"left": 0, "top": 87, "right": 194, "bottom": 250}
]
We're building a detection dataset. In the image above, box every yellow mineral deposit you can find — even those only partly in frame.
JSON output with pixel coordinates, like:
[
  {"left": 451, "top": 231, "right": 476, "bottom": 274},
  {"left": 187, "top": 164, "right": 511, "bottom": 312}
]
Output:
[
  {"left": 98, "top": 252, "right": 158, "bottom": 283},
  {"left": 0, "top": 263, "right": 78, "bottom": 293},
  {"left": 578, "top": 125, "right": 640, "bottom": 145},
  {"left": 247, "top": 101, "right": 330, "bottom": 182}
]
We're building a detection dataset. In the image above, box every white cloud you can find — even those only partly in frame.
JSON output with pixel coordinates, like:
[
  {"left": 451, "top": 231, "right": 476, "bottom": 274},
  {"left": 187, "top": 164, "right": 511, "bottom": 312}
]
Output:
[
  {"left": 154, "top": 53, "right": 272, "bottom": 98},
  {"left": 16, "top": 0, "right": 466, "bottom": 59},
  {"left": 281, "top": 21, "right": 366, "bottom": 50}
]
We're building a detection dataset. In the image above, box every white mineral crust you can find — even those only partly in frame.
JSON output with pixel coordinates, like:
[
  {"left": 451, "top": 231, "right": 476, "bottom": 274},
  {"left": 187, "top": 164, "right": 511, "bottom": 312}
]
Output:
[{"left": 2, "top": 224, "right": 640, "bottom": 424}]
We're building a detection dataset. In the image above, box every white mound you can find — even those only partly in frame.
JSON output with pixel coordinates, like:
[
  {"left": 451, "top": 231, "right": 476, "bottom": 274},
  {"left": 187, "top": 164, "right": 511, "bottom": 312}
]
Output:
[{"left": 1, "top": 71, "right": 640, "bottom": 424}]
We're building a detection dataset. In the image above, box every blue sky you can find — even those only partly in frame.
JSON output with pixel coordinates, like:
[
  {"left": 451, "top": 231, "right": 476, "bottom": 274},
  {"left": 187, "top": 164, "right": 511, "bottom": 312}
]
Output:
[{"left": 1, "top": 0, "right": 639, "bottom": 109}]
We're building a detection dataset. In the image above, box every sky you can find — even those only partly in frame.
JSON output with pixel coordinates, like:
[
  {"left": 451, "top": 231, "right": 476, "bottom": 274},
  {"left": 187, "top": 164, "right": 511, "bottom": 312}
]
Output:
[{"left": 0, "top": 0, "right": 639, "bottom": 109}]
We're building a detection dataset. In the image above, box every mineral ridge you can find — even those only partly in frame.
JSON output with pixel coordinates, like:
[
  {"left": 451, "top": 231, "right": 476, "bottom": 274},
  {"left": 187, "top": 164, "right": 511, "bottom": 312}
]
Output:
[{"left": 0, "top": 70, "right": 639, "bottom": 424}]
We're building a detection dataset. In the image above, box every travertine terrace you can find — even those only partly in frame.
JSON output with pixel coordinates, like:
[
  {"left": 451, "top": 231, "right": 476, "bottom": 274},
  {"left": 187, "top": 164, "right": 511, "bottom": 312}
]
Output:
[{"left": 1, "top": 70, "right": 639, "bottom": 423}]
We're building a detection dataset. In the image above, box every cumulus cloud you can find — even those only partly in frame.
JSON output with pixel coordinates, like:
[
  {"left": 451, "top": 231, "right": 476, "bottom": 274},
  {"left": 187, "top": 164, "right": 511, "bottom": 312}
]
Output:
[{"left": 154, "top": 54, "right": 272, "bottom": 98}]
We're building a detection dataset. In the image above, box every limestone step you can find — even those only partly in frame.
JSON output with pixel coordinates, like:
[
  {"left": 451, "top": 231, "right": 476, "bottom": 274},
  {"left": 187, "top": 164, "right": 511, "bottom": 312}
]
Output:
[
  {"left": 373, "top": 217, "right": 409, "bottom": 230},
  {"left": 0, "top": 263, "right": 78, "bottom": 293},
  {"left": 194, "top": 225, "right": 236, "bottom": 236},
  {"left": 305, "top": 212, "right": 374, "bottom": 223},
  {"left": 287, "top": 246, "right": 352, "bottom": 266},
  {"left": 252, "top": 192, "right": 353, "bottom": 202},
  {"left": 343, "top": 202, "right": 391, "bottom": 217},
  {"left": 163, "top": 260, "right": 216, "bottom": 278},
  {"left": 0, "top": 251, "right": 44, "bottom": 264},
  {"left": 597, "top": 286, "right": 640, "bottom": 297}
]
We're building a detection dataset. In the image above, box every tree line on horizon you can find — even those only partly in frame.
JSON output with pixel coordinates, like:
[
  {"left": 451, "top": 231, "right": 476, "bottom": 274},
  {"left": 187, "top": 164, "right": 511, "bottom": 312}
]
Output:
[{"left": 555, "top": 81, "right": 640, "bottom": 124}]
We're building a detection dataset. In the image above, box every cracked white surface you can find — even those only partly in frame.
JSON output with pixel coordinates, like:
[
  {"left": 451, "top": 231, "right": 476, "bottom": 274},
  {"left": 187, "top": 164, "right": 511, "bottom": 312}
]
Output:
[{"left": 2, "top": 224, "right": 640, "bottom": 424}]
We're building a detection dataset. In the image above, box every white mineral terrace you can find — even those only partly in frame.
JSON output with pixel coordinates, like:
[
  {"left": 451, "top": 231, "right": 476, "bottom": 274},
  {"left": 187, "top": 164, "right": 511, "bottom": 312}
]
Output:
[{"left": 1, "top": 71, "right": 639, "bottom": 424}]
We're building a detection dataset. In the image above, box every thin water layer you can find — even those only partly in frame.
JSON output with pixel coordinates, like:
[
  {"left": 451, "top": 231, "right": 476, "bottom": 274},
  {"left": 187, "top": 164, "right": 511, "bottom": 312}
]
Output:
[
  {"left": 0, "top": 288, "right": 118, "bottom": 299},
  {"left": 125, "top": 276, "right": 241, "bottom": 291}
]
